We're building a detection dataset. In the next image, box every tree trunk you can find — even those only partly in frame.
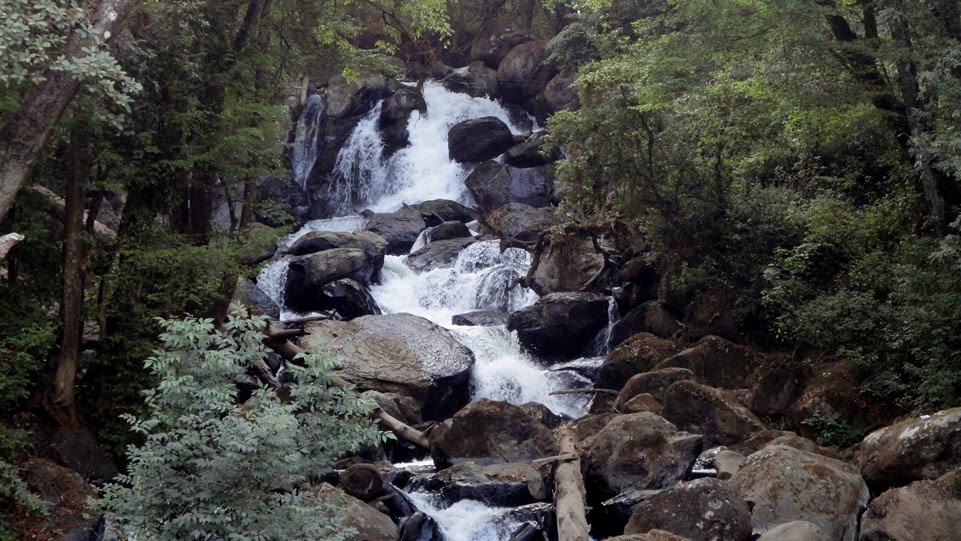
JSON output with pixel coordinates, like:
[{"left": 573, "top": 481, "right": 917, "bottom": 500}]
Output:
[
  {"left": 51, "top": 126, "right": 91, "bottom": 424},
  {"left": 0, "top": 0, "right": 141, "bottom": 224},
  {"left": 554, "top": 426, "right": 589, "bottom": 541}
]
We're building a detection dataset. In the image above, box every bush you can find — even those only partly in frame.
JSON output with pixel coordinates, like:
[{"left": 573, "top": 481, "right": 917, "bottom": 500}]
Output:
[{"left": 98, "top": 314, "right": 382, "bottom": 540}]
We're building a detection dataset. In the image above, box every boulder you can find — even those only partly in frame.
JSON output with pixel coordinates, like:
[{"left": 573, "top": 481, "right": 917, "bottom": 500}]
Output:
[
  {"left": 314, "top": 483, "right": 399, "bottom": 541},
  {"left": 466, "top": 162, "right": 554, "bottom": 215},
  {"left": 519, "top": 402, "right": 565, "bottom": 429},
  {"left": 584, "top": 413, "right": 702, "bottom": 501},
  {"left": 623, "top": 478, "right": 752, "bottom": 541},
  {"left": 729, "top": 430, "right": 824, "bottom": 457},
  {"left": 300, "top": 314, "right": 475, "bottom": 419},
  {"left": 471, "top": 22, "right": 533, "bottom": 68},
  {"left": 790, "top": 361, "right": 883, "bottom": 442},
  {"left": 284, "top": 249, "right": 376, "bottom": 312},
  {"left": 287, "top": 230, "right": 388, "bottom": 259},
  {"left": 404, "top": 462, "right": 546, "bottom": 507},
  {"left": 319, "top": 279, "right": 382, "bottom": 319},
  {"left": 448, "top": 117, "right": 515, "bottom": 163},
  {"left": 652, "top": 335, "right": 764, "bottom": 390},
  {"left": 731, "top": 445, "right": 870, "bottom": 541},
  {"left": 39, "top": 427, "right": 120, "bottom": 484},
  {"left": 452, "top": 310, "right": 509, "bottom": 327},
  {"left": 747, "top": 356, "right": 807, "bottom": 419},
  {"left": 497, "top": 40, "right": 558, "bottom": 103},
  {"left": 859, "top": 468, "right": 961, "bottom": 541},
  {"left": 445, "top": 61, "right": 500, "bottom": 98},
  {"left": 605, "top": 532, "right": 689, "bottom": 541},
  {"left": 507, "top": 292, "right": 610, "bottom": 357},
  {"left": 855, "top": 407, "right": 961, "bottom": 489},
  {"left": 504, "top": 131, "right": 562, "bottom": 168},
  {"left": 543, "top": 70, "right": 580, "bottom": 113},
  {"left": 619, "top": 393, "right": 663, "bottom": 415},
  {"left": 379, "top": 86, "right": 427, "bottom": 157},
  {"left": 339, "top": 463, "right": 387, "bottom": 502},
  {"left": 418, "top": 199, "right": 478, "bottom": 226},
  {"left": 364, "top": 206, "right": 427, "bottom": 255},
  {"left": 615, "top": 368, "right": 695, "bottom": 409},
  {"left": 572, "top": 413, "right": 618, "bottom": 449},
  {"left": 609, "top": 302, "right": 682, "bottom": 346},
  {"left": 757, "top": 522, "right": 831, "bottom": 541},
  {"left": 615, "top": 254, "right": 660, "bottom": 309},
  {"left": 326, "top": 74, "right": 395, "bottom": 119},
  {"left": 422, "top": 221, "right": 471, "bottom": 242},
  {"left": 485, "top": 203, "right": 560, "bottom": 242},
  {"left": 430, "top": 399, "right": 557, "bottom": 467},
  {"left": 661, "top": 381, "right": 766, "bottom": 447},
  {"left": 531, "top": 231, "right": 606, "bottom": 295},
  {"left": 18, "top": 458, "right": 102, "bottom": 541},
  {"left": 596, "top": 334, "right": 681, "bottom": 390},
  {"left": 406, "top": 237, "right": 476, "bottom": 272},
  {"left": 715, "top": 450, "right": 746, "bottom": 481}
]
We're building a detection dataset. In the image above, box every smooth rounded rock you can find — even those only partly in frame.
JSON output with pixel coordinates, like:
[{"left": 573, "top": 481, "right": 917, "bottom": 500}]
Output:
[
  {"left": 623, "top": 478, "right": 752, "bottom": 541},
  {"left": 448, "top": 117, "right": 515, "bottom": 163}
]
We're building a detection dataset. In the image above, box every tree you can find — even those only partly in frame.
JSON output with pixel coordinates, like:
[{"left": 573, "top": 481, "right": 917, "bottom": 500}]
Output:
[{"left": 98, "top": 314, "right": 382, "bottom": 540}]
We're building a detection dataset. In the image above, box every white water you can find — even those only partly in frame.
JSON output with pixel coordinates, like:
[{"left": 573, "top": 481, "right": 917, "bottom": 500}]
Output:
[
  {"left": 291, "top": 93, "right": 326, "bottom": 191},
  {"left": 325, "top": 82, "right": 533, "bottom": 215},
  {"left": 404, "top": 492, "right": 537, "bottom": 541}
]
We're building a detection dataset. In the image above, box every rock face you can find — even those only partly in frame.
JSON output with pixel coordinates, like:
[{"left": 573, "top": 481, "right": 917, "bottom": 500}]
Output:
[
  {"left": 406, "top": 237, "right": 476, "bottom": 272},
  {"left": 497, "top": 40, "right": 558, "bottom": 103},
  {"left": 731, "top": 445, "right": 870, "bottom": 541},
  {"left": 448, "top": 117, "right": 515, "bottom": 163},
  {"left": 623, "top": 478, "right": 752, "bottom": 541},
  {"left": 418, "top": 199, "right": 478, "bottom": 226},
  {"left": 379, "top": 86, "right": 426, "bottom": 157},
  {"left": 615, "top": 368, "right": 695, "bottom": 409},
  {"left": 485, "top": 203, "right": 560, "bottom": 242},
  {"left": 326, "top": 74, "right": 394, "bottom": 119},
  {"left": 430, "top": 399, "right": 557, "bottom": 467},
  {"left": 790, "top": 360, "right": 882, "bottom": 442},
  {"left": 583, "top": 413, "right": 702, "bottom": 500},
  {"left": 660, "top": 381, "right": 766, "bottom": 447},
  {"left": 652, "top": 335, "right": 764, "bottom": 390},
  {"left": 284, "top": 249, "right": 377, "bottom": 312},
  {"left": 859, "top": 469, "right": 961, "bottom": 541},
  {"left": 465, "top": 162, "right": 554, "bottom": 215},
  {"left": 855, "top": 407, "right": 961, "bottom": 489},
  {"left": 300, "top": 314, "right": 475, "bottom": 420},
  {"left": 609, "top": 302, "right": 682, "bottom": 346},
  {"left": 471, "top": 23, "right": 533, "bottom": 68},
  {"left": 596, "top": 333, "right": 681, "bottom": 390},
  {"left": 531, "top": 231, "right": 605, "bottom": 295},
  {"left": 364, "top": 206, "right": 427, "bottom": 255},
  {"left": 507, "top": 292, "right": 610, "bottom": 357},
  {"left": 314, "top": 483, "right": 399, "bottom": 541}
]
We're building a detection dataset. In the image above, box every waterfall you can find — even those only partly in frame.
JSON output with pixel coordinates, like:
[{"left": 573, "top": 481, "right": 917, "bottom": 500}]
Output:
[{"left": 291, "top": 93, "right": 326, "bottom": 191}]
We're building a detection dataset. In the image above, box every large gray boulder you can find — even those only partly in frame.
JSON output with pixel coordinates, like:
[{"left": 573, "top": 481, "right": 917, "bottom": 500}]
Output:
[
  {"left": 466, "top": 162, "right": 554, "bottom": 215},
  {"left": 757, "top": 522, "right": 830, "bottom": 541},
  {"left": 530, "top": 230, "right": 605, "bottom": 295},
  {"left": 660, "top": 381, "right": 767, "bottom": 447},
  {"left": 584, "top": 413, "right": 702, "bottom": 501},
  {"left": 314, "top": 483, "right": 399, "bottom": 541},
  {"left": 406, "top": 237, "right": 476, "bottom": 272},
  {"left": 364, "top": 206, "right": 427, "bottom": 255},
  {"left": 623, "top": 478, "right": 752, "bottom": 541},
  {"left": 652, "top": 335, "right": 765, "bottom": 390},
  {"left": 448, "top": 117, "right": 515, "bottom": 163},
  {"left": 609, "top": 302, "right": 682, "bottom": 346},
  {"left": 300, "top": 314, "right": 475, "bottom": 420},
  {"left": 430, "top": 399, "right": 557, "bottom": 468},
  {"left": 855, "top": 407, "right": 961, "bottom": 489},
  {"left": 507, "top": 292, "right": 610, "bottom": 357},
  {"left": 317, "top": 279, "right": 381, "bottom": 320},
  {"left": 615, "top": 368, "right": 695, "bottom": 410},
  {"left": 326, "top": 74, "right": 395, "bottom": 119},
  {"left": 287, "top": 230, "right": 388, "bottom": 258},
  {"left": 543, "top": 70, "right": 580, "bottom": 113},
  {"left": 485, "top": 203, "right": 560, "bottom": 242},
  {"left": 497, "top": 40, "right": 558, "bottom": 103},
  {"left": 284, "top": 248, "right": 377, "bottom": 312},
  {"left": 418, "top": 199, "right": 478, "bottom": 226},
  {"left": 859, "top": 468, "right": 961, "bottom": 541},
  {"left": 505, "top": 131, "right": 562, "bottom": 168},
  {"left": 444, "top": 61, "right": 500, "bottom": 98},
  {"left": 731, "top": 445, "right": 870, "bottom": 541},
  {"left": 471, "top": 22, "right": 533, "bottom": 68},
  {"left": 596, "top": 333, "right": 681, "bottom": 390}
]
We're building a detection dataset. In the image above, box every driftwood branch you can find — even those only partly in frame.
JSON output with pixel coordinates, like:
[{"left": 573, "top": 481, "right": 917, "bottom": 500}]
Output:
[
  {"left": 554, "top": 426, "right": 589, "bottom": 541},
  {"left": 549, "top": 388, "right": 619, "bottom": 397},
  {"left": 530, "top": 453, "right": 577, "bottom": 468},
  {"left": 506, "top": 231, "right": 550, "bottom": 291},
  {"left": 0, "top": 233, "right": 24, "bottom": 260}
]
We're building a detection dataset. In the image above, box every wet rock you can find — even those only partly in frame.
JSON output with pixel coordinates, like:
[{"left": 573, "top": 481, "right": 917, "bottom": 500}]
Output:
[
  {"left": 326, "top": 74, "right": 395, "bottom": 119},
  {"left": 319, "top": 279, "right": 382, "bottom": 319},
  {"left": 543, "top": 70, "right": 580, "bottom": 113},
  {"left": 485, "top": 202, "right": 560, "bottom": 242},
  {"left": 399, "top": 512, "right": 442, "bottom": 541},
  {"left": 619, "top": 393, "right": 663, "bottom": 415},
  {"left": 451, "top": 310, "right": 509, "bottom": 327},
  {"left": 363, "top": 390, "right": 419, "bottom": 425},
  {"left": 339, "top": 463, "right": 387, "bottom": 502},
  {"left": 445, "top": 61, "right": 500, "bottom": 98},
  {"left": 287, "top": 230, "right": 388, "bottom": 258},
  {"left": 429, "top": 398, "right": 557, "bottom": 467},
  {"left": 757, "top": 521, "right": 831, "bottom": 541},
  {"left": 18, "top": 458, "right": 102, "bottom": 541},
  {"left": 497, "top": 40, "right": 558, "bottom": 103},
  {"left": 661, "top": 381, "right": 766, "bottom": 447},
  {"left": 531, "top": 231, "right": 605, "bottom": 295},
  {"left": 284, "top": 249, "right": 377, "bottom": 312},
  {"left": 422, "top": 221, "right": 471, "bottom": 242},
  {"left": 448, "top": 117, "right": 515, "bottom": 163},
  {"left": 615, "top": 368, "right": 695, "bottom": 409},
  {"left": 731, "top": 445, "right": 869, "bottom": 541},
  {"left": 507, "top": 292, "right": 610, "bottom": 357},
  {"left": 471, "top": 22, "right": 533, "bottom": 68},
  {"left": 623, "top": 478, "right": 752, "bottom": 541},
  {"left": 314, "top": 483, "right": 399, "bottom": 541},
  {"left": 651, "top": 335, "right": 764, "bottom": 390},
  {"left": 301, "top": 314, "right": 474, "bottom": 420},
  {"left": 584, "top": 413, "right": 702, "bottom": 501},
  {"left": 234, "top": 277, "right": 281, "bottom": 319},
  {"left": 405, "top": 462, "right": 546, "bottom": 506},
  {"left": 855, "top": 407, "right": 961, "bottom": 489},
  {"left": 505, "top": 131, "right": 562, "bottom": 168},
  {"left": 364, "top": 206, "right": 427, "bottom": 255},
  {"left": 379, "top": 86, "right": 427, "bottom": 157},
  {"left": 859, "top": 468, "right": 961, "bottom": 541},
  {"left": 609, "top": 302, "right": 682, "bottom": 345},
  {"left": 466, "top": 162, "right": 554, "bottom": 215},
  {"left": 406, "top": 237, "right": 476, "bottom": 272},
  {"left": 596, "top": 334, "right": 681, "bottom": 391},
  {"left": 418, "top": 199, "right": 478, "bottom": 226}
]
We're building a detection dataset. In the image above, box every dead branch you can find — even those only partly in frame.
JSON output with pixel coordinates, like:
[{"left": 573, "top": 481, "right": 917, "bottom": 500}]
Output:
[{"left": 549, "top": 388, "right": 619, "bottom": 397}]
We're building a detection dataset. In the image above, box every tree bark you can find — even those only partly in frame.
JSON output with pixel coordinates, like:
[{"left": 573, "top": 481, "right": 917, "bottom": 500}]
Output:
[
  {"left": 0, "top": 0, "right": 142, "bottom": 224},
  {"left": 554, "top": 426, "right": 589, "bottom": 541}
]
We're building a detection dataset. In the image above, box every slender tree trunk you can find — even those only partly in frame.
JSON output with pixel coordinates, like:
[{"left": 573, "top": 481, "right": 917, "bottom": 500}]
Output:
[
  {"left": 521, "top": 0, "right": 537, "bottom": 32},
  {"left": 239, "top": 177, "right": 256, "bottom": 230},
  {"left": 51, "top": 127, "right": 91, "bottom": 424},
  {"left": 0, "top": 0, "right": 141, "bottom": 224}
]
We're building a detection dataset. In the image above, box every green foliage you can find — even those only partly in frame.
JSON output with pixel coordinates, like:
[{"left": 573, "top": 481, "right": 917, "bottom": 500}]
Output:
[
  {"left": 99, "top": 314, "right": 381, "bottom": 540},
  {"left": 801, "top": 412, "right": 859, "bottom": 449}
]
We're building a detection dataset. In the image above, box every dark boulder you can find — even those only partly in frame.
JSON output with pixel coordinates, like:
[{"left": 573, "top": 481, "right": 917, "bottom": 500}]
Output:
[
  {"left": 596, "top": 333, "right": 681, "bottom": 390},
  {"left": 623, "top": 478, "right": 752, "bottom": 541},
  {"left": 651, "top": 335, "right": 765, "bottom": 390},
  {"left": 287, "top": 230, "right": 388, "bottom": 258},
  {"left": 485, "top": 203, "right": 560, "bottom": 242},
  {"left": 452, "top": 310, "right": 509, "bottom": 327},
  {"left": 445, "top": 61, "right": 500, "bottom": 98},
  {"left": 326, "top": 74, "right": 395, "bottom": 119},
  {"left": 747, "top": 356, "right": 807, "bottom": 419},
  {"left": 507, "top": 292, "right": 610, "bottom": 357},
  {"left": 789, "top": 360, "right": 884, "bottom": 443},
  {"left": 284, "top": 249, "right": 376, "bottom": 312},
  {"left": 364, "top": 206, "right": 427, "bottom": 255},
  {"left": 421, "top": 221, "right": 471, "bottom": 242},
  {"left": 429, "top": 399, "right": 557, "bottom": 467},
  {"left": 339, "top": 463, "right": 387, "bottom": 502},
  {"left": 19, "top": 458, "right": 103, "bottom": 541},
  {"left": 406, "top": 237, "right": 476, "bottom": 272},
  {"left": 608, "top": 301, "right": 681, "bottom": 346},
  {"left": 418, "top": 199, "right": 478, "bottom": 226},
  {"left": 531, "top": 230, "right": 606, "bottom": 295},
  {"left": 379, "top": 86, "right": 427, "bottom": 157},
  {"left": 504, "top": 131, "right": 562, "bottom": 168},
  {"left": 543, "top": 70, "right": 580, "bottom": 113},
  {"left": 859, "top": 468, "right": 961, "bottom": 541},
  {"left": 660, "top": 381, "right": 767, "bottom": 447},
  {"left": 319, "top": 279, "right": 382, "bottom": 319},
  {"left": 497, "top": 40, "right": 558, "bottom": 103},
  {"left": 614, "top": 368, "right": 695, "bottom": 409},
  {"left": 448, "top": 117, "right": 515, "bottom": 163},
  {"left": 466, "top": 162, "right": 554, "bottom": 215},
  {"left": 314, "top": 483, "right": 399, "bottom": 541},
  {"left": 583, "top": 413, "right": 702, "bottom": 501}
]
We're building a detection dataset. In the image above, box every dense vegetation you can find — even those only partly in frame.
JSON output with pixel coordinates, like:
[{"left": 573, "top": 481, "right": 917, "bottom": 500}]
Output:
[{"left": 1, "top": 0, "right": 960, "bottom": 537}]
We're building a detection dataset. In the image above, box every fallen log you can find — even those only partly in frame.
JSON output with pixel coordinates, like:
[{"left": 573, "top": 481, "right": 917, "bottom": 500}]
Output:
[
  {"left": 261, "top": 324, "right": 431, "bottom": 450},
  {"left": 554, "top": 426, "right": 589, "bottom": 541},
  {"left": 549, "top": 388, "right": 618, "bottom": 397}
]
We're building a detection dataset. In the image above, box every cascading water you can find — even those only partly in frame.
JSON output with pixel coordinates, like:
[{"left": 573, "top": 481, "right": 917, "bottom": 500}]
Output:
[{"left": 291, "top": 93, "right": 326, "bottom": 191}]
